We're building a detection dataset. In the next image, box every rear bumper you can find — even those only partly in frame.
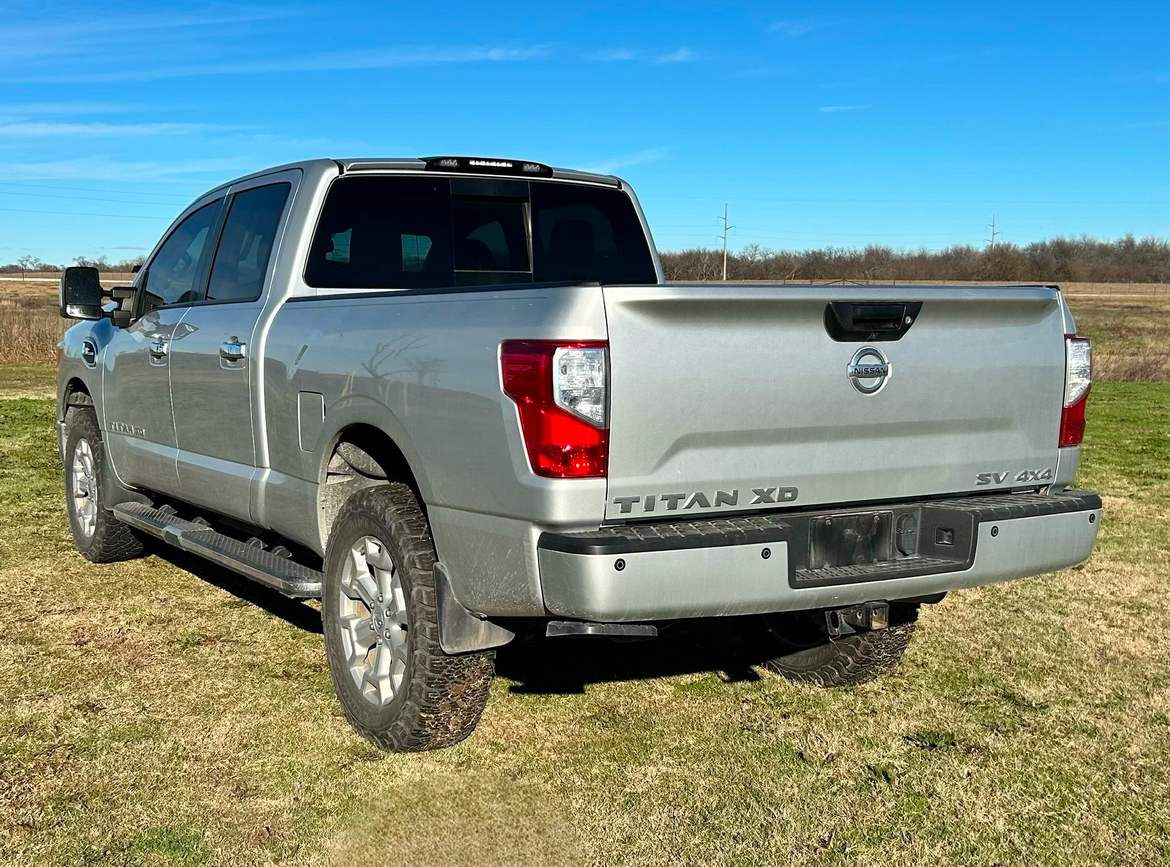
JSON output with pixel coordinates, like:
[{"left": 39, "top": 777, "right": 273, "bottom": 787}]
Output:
[{"left": 537, "top": 490, "right": 1101, "bottom": 621}]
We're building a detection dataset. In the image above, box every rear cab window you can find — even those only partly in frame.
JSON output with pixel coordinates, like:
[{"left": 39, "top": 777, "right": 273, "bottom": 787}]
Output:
[{"left": 304, "top": 175, "right": 657, "bottom": 290}]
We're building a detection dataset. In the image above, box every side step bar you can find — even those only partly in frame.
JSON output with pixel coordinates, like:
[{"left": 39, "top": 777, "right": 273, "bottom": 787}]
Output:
[{"left": 113, "top": 502, "right": 323, "bottom": 598}]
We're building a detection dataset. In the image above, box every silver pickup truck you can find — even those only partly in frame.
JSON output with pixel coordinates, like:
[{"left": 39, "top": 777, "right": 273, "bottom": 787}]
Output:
[{"left": 56, "top": 156, "right": 1101, "bottom": 751}]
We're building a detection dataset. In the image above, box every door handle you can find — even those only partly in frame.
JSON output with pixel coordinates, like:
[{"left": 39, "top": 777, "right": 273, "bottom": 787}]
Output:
[
  {"left": 148, "top": 339, "right": 168, "bottom": 359},
  {"left": 219, "top": 339, "right": 246, "bottom": 362}
]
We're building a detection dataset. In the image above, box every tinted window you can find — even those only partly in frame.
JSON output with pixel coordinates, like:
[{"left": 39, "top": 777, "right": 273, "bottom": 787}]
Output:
[
  {"left": 304, "top": 175, "right": 657, "bottom": 290},
  {"left": 142, "top": 200, "right": 220, "bottom": 311},
  {"left": 305, "top": 176, "right": 453, "bottom": 290},
  {"left": 530, "top": 182, "right": 657, "bottom": 284},
  {"left": 205, "top": 183, "right": 291, "bottom": 303},
  {"left": 452, "top": 199, "right": 529, "bottom": 273}
]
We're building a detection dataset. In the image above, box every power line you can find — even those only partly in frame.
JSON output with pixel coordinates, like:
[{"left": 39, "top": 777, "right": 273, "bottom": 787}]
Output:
[
  {"left": 0, "top": 206, "right": 171, "bottom": 220},
  {"left": 0, "top": 188, "right": 184, "bottom": 207},
  {"left": 0, "top": 180, "right": 197, "bottom": 199}
]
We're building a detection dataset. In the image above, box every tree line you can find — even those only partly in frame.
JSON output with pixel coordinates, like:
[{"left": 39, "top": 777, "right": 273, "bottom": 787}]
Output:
[
  {"left": 659, "top": 235, "right": 1170, "bottom": 284},
  {"left": 0, "top": 253, "right": 147, "bottom": 276}
]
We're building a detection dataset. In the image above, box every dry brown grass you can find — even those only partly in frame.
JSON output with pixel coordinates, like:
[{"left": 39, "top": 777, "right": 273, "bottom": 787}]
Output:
[
  {"left": 0, "top": 299, "right": 67, "bottom": 365},
  {"left": 1064, "top": 296, "right": 1170, "bottom": 382},
  {"left": 2, "top": 282, "right": 1167, "bottom": 377}
]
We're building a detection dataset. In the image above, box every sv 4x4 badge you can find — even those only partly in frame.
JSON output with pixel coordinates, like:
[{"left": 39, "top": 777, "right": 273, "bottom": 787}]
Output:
[{"left": 976, "top": 468, "right": 1054, "bottom": 486}]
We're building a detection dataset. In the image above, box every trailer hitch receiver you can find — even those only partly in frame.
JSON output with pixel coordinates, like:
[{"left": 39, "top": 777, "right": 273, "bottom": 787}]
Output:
[{"left": 825, "top": 601, "right": 889, "bottom": 638}]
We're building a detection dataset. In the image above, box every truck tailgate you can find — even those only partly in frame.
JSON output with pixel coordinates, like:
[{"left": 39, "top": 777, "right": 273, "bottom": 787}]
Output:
[{"left": 602, "top": 284, "right": 1068, "bottom": 521}]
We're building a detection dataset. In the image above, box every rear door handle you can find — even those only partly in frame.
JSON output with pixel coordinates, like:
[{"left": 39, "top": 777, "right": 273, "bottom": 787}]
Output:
[
  {"left": 219, "top": 339, "right": 246, "bottom": 362},
  {"left": 148, "top": 339, "right": 168, "bottom": 359}
]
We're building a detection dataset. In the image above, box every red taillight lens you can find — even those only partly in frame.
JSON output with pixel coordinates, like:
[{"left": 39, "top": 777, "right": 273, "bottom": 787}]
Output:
[
  {"left": 1060, "top": 398, "right": 1087, "bottom": 448},
  {"left": 500, "top": 340, "right": 608, "bottom": 478},
  {"left": 1060, "top": 335, "right": 1091, "bottom": 447}
]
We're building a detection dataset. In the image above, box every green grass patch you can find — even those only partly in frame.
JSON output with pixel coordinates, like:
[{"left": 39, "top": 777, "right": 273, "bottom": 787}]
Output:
[{"left": 0, "top": 384, "right": 1168, "bottom": 866}]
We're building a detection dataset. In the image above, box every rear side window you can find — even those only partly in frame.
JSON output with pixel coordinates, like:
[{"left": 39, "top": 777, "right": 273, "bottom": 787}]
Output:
[
  {"left": 305, "top": 177, "right": 453, "bottom": 290},
  {"left": 304, "top": 175, "right": 657, "bottom": 290},
  {"left": 206, "top": 182, "right": 291, "bottom": 303},
  {"left": 141, "top": 200, "right": 220, "bottom": 311},
  {"left": 530, "top": 182, "right": 657, "bottom": 285}
]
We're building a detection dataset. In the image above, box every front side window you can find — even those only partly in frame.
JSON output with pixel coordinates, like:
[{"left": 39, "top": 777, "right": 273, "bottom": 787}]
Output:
[
  {"left": 205, "top": 183, "right": 291, "bottom": 303},
  {"left": 141, "top": 200, "right": 220, "bottom": 311}
]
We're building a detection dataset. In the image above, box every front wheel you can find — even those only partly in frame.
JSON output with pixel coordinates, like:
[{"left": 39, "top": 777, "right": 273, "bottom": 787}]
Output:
[
  {"left": 321, "top": 484, "right": 494, "bottom": 752},
  {"left": 757, "top": 603, "right": 920, "bottom": 687},
  {"left": 63, "top": 408, "right": 144, "bottom": 563}
]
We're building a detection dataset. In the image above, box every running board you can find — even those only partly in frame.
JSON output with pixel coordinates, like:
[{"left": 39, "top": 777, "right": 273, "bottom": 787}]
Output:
[{"left": 112, "top": 502, "right": 323, "bottom": 598}]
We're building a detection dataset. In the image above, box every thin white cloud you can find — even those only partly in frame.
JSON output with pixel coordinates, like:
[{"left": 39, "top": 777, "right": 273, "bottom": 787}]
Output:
[
  {"left": 0, "top": 122, "right": 240, "bottom": 137},
  {"left": 1, "top": 7, "right": 307, "bottom": 61},
  {"left": 587, "top": 48, "right": 637, "bottom": 62},
  {"left": 0, "top": 157, "right": 250, "bottom": 181},
  {"left": 770, "top": 18, "right": 822, "bottom": 36},
  {"left": 10, "top": 44, "right": 553, "bottom": 83},
  {"left": 817, "top": 105, "right": 864, "bottom": 113},
  {"left": 656, "top": 48, "right": 697, "bottom": 64},
  {"left": 0, "top": 101, "right": 143, "bottom": 116},
  {"left": 579, "top": 147, "right": 671, "bottom": 174}
]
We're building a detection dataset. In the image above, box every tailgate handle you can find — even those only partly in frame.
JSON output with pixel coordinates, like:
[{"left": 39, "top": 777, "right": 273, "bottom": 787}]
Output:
[{"left": 825, "top": 301, "right": 923, "bottom": 342}]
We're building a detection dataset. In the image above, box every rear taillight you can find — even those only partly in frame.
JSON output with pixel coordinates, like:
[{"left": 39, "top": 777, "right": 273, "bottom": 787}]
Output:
[
  {"left": 1060, "top": 335, "right": 1091, "bottom": 447},
  {"left": 500, "top": 341, "right": 608, "bottom": 478}
]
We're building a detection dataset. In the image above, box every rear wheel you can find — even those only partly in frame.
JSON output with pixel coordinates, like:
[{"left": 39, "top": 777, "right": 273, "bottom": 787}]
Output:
[
  {"left": 63, "top": 408, "right": 144, "bottom": 563},
  {"left": 757, "top": 603, "right": 920, "bottom": 687},
  {"left": 321, "top": 484, "right": 494, "bottom": 751}
]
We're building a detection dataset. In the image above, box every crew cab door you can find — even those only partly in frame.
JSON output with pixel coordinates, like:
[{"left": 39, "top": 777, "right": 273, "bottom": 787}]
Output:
[
  {"left": 101, "top": 196, "right": 223, "bottom": 496},
  {"left": 168, "top": 173, "right": 296, "bottom": 522}
]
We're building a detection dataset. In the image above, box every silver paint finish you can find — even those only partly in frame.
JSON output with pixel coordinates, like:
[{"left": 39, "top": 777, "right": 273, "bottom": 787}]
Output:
[
  {"left": 538, "top": 507, "right": 1100, "bottom": 621},
  {"left": 540, "top": 541, "right": 790, "bottom": 621},
  {"left": 168, "top": 168, "right": 302, "bottom": 522},
  {"left": 99, "top": 308, "right": 188, "bottom": 495},
  {"left": 602, "top": 283, "right": 1069, "bottom": 522},
  {"left": 56, "top": 157, "right": 1097, "bottom": 624}
]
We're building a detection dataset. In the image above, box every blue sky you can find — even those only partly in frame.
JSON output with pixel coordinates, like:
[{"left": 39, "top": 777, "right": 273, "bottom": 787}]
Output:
[{"left": 0, "top": 0, "right": 1166, "bottom": 263}]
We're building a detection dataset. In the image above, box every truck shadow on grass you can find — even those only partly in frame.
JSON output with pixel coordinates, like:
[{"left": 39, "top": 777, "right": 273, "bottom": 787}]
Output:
[
  {"left": 146, "top": 543, "right": 773, "bottom": 693},
  {"left": 495, "top": 620, "right": 766, "bottom": 695},
  {"left": 146, "top": 543, "right": 324, "bottom": 635}
]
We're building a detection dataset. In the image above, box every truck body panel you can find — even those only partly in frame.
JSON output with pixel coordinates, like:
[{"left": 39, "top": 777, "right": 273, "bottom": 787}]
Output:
[
  {"left": 601, "top": 283, "right": 1073, "bottom": 522},
  {"left": 56, "top": 157, "right": 1100, "bottom": 624}
]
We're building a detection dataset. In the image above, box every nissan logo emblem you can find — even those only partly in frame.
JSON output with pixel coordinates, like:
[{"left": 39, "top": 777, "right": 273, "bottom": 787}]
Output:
[{"left": 847, "top": 346, "right": 891, "bottom": 394}]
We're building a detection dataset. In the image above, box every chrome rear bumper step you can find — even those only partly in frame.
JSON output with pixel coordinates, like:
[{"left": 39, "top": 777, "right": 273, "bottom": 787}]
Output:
[{"left": 112, "top": 502, "right": 323, "bottom": 598}]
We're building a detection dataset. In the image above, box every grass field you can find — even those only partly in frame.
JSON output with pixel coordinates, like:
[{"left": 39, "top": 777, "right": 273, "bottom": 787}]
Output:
[{"left": 1, "top": 372, "right": 1168, "bottom": 865}]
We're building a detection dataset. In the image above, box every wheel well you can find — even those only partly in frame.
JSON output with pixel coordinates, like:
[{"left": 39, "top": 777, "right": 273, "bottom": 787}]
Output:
[
  {"left": 63, "top": 378, "right": 94, "bottom": 417},
  {"left": 318, "top": 424, "right": 421, "bottom": 550}
]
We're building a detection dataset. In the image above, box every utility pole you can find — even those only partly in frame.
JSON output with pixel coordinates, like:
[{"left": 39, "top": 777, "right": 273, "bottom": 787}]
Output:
[
  {"left": 718, "top": 203, "right": 735, "bottom": 281},
  {"left": 986, "top": 214, "right": 1000, "bottom": 249}
]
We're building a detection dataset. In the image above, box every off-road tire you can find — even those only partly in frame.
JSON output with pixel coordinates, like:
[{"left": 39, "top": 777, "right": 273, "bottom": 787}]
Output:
[
  {"left": 321, "top": 484, "right": 494, "bottom": 752},
  {"left": 758, "top": 603, "right": 920, "bottom": 687},
  {"left": 64, "top": 408, "right": 145, "bottom": 563}
]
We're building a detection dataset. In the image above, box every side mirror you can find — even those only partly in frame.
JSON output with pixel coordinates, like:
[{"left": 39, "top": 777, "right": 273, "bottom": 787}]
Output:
[{"left": 59, "top": 266, "right": 105, "bottom": 320}]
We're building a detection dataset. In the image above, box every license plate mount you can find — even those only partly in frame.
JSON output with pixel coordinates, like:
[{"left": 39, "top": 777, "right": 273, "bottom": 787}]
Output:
[{"left": 809, "top": 511, "right": 894, "bottom": 570}]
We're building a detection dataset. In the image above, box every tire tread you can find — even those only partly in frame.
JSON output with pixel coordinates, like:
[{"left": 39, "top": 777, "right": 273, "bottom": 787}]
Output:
[{"left": 324, "top": 484, "right": 493, "bottom": 752}]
